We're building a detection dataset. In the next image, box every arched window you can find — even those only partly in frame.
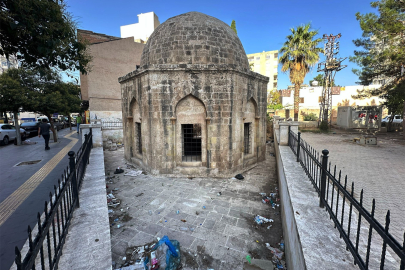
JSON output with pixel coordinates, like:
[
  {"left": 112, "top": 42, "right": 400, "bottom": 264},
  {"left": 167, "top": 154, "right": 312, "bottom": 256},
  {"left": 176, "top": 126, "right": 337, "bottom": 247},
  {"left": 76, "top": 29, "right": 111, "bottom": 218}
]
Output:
[{"left": 175, "top": 95, "right": 207, "bottom": 163}]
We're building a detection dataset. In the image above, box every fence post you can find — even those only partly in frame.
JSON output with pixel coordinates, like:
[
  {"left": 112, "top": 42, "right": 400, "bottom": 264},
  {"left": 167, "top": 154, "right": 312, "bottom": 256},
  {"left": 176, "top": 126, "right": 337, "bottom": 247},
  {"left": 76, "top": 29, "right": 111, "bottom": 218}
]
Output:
[
  {"left": 288, "top": 125, "right": 291, "bottom": 146},
  {"left": 297, "top": 132, "right": 301, "bottom": 162},
  {"left": 320, "top": 149, "right": 329, "bottom": 208},
  {"left": 68, "top": 151, "right": 80, "bottom": 208}
]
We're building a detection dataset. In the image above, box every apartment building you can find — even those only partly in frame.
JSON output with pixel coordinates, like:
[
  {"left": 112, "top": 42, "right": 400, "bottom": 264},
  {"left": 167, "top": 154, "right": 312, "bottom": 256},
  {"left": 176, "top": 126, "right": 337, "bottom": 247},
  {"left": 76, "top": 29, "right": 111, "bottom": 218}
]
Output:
[{"left": 247, "top": 50, "right": 278, "bottom": 93}]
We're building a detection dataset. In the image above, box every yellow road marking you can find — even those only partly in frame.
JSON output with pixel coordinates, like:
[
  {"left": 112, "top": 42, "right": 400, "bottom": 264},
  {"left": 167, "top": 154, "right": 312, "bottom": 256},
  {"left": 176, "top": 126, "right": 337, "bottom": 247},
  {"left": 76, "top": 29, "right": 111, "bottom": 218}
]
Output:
[{"left": 0, "top": 131, "right": 79, "bottom": 226}]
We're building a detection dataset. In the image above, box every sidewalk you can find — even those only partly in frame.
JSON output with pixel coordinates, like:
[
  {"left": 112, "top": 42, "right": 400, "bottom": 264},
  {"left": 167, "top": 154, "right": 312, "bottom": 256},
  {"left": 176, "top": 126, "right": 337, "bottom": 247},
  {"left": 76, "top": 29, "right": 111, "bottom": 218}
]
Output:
[{"left": 104, "top": 143, "right": 283, "bottom": 270}]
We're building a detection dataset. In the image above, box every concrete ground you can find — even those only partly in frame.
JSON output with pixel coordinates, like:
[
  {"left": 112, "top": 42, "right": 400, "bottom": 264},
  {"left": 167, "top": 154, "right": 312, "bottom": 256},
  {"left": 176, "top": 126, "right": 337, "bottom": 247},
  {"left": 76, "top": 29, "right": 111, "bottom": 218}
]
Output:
[
  {"left": 104, "top": 143, "right": 284, "bottom": 270},
  {"left": 299, "top": 130, "right": 405, "bottom": 266}
]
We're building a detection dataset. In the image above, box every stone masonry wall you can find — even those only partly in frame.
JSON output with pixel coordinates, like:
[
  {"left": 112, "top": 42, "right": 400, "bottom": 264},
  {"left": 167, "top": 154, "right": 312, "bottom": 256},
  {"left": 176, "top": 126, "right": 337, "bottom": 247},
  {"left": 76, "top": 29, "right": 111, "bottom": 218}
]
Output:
[{"left": 120, "top": 66, "right": 268, "bottom": 177}]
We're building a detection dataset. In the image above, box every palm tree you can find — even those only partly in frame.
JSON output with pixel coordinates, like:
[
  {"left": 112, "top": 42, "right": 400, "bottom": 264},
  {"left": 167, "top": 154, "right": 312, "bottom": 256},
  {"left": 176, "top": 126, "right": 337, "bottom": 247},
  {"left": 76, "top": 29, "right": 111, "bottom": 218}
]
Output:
[{"left": 279, "top": 23, "right": 323, "bottom": 121}]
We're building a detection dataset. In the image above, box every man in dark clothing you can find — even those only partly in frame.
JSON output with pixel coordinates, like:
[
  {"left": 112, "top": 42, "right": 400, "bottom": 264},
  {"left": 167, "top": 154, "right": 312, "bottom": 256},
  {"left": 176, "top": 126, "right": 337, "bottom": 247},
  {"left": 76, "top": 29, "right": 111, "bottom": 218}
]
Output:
[{"left": 38, "top": 118, "right": 51, "bottom": 150}]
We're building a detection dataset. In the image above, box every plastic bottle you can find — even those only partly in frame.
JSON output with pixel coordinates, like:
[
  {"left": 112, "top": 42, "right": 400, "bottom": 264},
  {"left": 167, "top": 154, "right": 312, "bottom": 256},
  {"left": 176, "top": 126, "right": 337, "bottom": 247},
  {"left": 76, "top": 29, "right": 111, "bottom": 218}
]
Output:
[{"left": 280, "top": 240, "right": 285, "bottom": 251}]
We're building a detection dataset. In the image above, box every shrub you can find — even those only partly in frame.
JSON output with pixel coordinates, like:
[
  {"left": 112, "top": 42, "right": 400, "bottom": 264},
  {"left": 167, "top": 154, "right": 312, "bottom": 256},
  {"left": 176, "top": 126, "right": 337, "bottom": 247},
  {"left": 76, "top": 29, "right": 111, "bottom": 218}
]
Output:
[
  {"left": 319, "top": 120, "right": 329, "bottom": 131},
  {"left": 303, "top": 113, "right": 318, "bottom": 121}
]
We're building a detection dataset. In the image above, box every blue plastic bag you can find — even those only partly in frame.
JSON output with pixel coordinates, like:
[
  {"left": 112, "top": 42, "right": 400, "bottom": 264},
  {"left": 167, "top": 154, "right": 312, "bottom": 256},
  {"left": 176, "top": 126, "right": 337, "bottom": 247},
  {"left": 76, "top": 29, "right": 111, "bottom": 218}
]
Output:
[{"left": 151, "top": 235, "right": 181, "bottom": 270}]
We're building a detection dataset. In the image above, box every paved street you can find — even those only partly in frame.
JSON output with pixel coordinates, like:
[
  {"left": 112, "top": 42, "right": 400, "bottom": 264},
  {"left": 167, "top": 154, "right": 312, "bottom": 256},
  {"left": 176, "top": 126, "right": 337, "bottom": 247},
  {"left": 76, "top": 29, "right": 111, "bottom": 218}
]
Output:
[
  {"left": 0, "top": 128, "right": 82, "bottom": 270},
  {"left": 104, "top": 144, "right": 283, "bottom": 270},
  {"left": 299, "top": 131, "right": 405, "bottom": 242}
]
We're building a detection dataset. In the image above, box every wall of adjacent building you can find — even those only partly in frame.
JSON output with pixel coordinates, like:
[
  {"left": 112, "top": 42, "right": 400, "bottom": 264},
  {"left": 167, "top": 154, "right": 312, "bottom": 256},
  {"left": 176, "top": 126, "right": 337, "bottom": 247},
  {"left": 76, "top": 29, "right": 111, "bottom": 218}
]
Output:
[{"left": 79, "top": 36, "right": 145, "bottom": 120}]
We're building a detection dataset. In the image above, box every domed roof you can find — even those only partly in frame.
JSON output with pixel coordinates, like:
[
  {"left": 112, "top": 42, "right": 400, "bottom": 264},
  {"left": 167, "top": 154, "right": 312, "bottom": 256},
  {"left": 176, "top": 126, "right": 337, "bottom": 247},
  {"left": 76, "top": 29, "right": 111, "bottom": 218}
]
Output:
[{"left": 140, "top": 12, "right": 250, "bottom": 70}]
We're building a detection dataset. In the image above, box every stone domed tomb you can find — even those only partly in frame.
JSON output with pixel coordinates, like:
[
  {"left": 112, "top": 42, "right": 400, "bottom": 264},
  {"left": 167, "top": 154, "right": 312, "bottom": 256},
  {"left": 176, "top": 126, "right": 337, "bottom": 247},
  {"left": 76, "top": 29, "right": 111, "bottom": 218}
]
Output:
[{"left": 119, "top": 12, "right": 269, "bottom": 177}]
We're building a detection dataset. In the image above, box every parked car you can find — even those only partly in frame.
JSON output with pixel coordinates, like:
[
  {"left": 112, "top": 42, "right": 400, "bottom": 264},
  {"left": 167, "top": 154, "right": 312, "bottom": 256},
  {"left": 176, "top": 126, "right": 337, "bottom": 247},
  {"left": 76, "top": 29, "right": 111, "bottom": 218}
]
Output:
[
  {"left": 51, "top": 118, "right": 65, "bottom": 130},
  {"left": 21, "top": 122, "right": 41, "bottom": 136},
  {"left": 0, "top": 124, "right": 27, "bottom": 145},
  {"left": 381, "top": 115, "right": 403, "bottom": 123}
]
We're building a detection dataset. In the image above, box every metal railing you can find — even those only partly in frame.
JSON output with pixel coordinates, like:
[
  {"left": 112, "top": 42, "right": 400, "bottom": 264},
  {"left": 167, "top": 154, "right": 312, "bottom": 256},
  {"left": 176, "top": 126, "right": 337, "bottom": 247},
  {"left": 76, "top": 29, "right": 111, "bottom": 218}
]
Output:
[
  {"left": 288, "top": 129, "right": 405, "bottom": 270},
  {"left": 101, "top": 119, "right": 123, "bottom": 130},
  {"left": 14, "top": 129, "right": 93, "bottom": 270}
]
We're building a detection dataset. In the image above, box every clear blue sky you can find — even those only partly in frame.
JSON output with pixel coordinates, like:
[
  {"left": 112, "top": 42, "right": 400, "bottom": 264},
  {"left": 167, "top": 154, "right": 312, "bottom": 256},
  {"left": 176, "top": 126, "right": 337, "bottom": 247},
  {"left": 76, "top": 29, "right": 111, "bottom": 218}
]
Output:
[{"left": 66, "top": 0, "right": 376, "bottom": 89}]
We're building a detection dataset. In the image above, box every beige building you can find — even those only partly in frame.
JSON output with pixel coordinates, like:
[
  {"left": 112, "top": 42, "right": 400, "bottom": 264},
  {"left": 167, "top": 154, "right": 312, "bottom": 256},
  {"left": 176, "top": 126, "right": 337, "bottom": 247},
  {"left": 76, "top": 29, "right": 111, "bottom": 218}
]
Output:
[
  {"left": 247, "top": 50, "right": 278, "bottom": 94},
  {"left": 119, "top": 12, "right": 269, "bottom": 177},
  {"left": 79, "top": 30, "right": 145, "bottom": 120}
]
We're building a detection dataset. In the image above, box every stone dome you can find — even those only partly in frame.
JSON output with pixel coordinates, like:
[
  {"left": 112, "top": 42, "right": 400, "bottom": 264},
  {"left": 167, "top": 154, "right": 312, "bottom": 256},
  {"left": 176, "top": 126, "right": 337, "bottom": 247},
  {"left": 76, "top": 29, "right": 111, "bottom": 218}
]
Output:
[{"left": 140, "top": 12, "right": 250, "bottom": 70}]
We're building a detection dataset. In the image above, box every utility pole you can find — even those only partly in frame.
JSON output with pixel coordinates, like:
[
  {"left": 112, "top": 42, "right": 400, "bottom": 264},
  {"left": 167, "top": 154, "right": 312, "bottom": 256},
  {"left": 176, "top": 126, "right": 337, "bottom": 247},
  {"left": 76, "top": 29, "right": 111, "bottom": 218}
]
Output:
[{"left": 317, "top": 34, "right": 347, "bottom": 127}]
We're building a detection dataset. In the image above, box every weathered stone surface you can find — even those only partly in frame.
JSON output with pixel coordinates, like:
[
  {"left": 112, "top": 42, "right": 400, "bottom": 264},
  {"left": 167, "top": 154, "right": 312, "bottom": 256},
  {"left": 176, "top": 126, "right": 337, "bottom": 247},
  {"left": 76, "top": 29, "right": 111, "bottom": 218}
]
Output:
[{"left": 119, "top": 12, "right": 269, "bottom": 177}]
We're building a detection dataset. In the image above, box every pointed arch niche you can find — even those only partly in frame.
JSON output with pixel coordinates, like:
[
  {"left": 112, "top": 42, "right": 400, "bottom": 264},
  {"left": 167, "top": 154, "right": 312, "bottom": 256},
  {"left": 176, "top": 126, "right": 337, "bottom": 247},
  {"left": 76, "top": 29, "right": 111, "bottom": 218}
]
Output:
[
  {"left": 175, "top": 95, "right": 207, "bottom": 166},
  {"left": 129, "top": 98, "right": 142, "bottom": 158},
  {"left": 243, "top": 98, "right": 258, "bottom": 157}
]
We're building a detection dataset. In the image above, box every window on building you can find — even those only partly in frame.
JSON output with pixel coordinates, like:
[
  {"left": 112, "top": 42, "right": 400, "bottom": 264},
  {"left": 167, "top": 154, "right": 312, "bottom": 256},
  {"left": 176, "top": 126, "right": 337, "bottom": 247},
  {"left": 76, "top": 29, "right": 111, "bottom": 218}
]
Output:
[
  {"left": 244, "top": 123, "right": 251, "bottom": 154},
  {"left": 266, "top": 55, "right": 271, "bottom": 59},
  {"left": 274, "top": 53, "right": 278, "bottom": 58},
  {"left": 248, "top": 57, "right": 254, "bottom": 62},
  {"left": 273, "top": 82, "right": 277, "bottom": 88},
  {"left": 273, "top": 75, "right": 277, "bottom": 81},
  {"left": 300, "top": 97, "right": 304, "bottom": 103},
  {"left": 256, "top": 57, "right": 260, "bottom": 61},
  {"left": 182, "top": 124, "right": 202, "bottom": 162},
  {"left": 135, "top": 122, "right": 142, "bottom": 154}
]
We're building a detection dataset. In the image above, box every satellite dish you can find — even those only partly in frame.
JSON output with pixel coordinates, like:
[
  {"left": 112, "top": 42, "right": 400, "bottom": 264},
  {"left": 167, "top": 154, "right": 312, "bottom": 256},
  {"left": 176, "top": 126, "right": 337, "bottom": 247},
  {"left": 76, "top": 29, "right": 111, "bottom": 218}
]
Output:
[{"left": 312, "top": 81, "right": 319, "bottom": 86}]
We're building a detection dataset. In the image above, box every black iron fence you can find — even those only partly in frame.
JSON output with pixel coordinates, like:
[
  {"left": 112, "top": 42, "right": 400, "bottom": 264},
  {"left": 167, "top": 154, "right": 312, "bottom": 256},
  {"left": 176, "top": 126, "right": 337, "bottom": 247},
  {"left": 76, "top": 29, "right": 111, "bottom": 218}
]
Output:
[
  {"left": 101, "top": 119, "right": 123, "bottom": 130},
  {"left": 288, "top": 129, "right": 405, "bottom": 270},
  {"left": 14, "top": 129, "right": 93, "bottom": 270}
]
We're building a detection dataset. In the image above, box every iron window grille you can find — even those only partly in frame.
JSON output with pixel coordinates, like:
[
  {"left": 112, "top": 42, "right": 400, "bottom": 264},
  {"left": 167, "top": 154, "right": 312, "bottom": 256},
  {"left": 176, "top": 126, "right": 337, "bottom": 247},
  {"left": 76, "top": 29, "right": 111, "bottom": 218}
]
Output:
[
  {"left": 136, "top": 122, "right": 142, "bottom": 154},
  {"left": 244, "top": 123, "right": 251, "bottom": 154},
  {"left": 182, "top": 124, "right": 202, "bottom": 162}
]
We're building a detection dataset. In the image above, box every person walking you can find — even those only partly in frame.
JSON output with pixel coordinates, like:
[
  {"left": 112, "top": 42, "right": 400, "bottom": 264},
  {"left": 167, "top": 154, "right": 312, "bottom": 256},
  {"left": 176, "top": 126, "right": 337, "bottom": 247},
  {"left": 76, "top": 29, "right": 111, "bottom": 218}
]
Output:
[
  {"left": 38, "top": 118, "right": 51, "bottom": 150},
  {"left": 76, "top": 114, "right": 82, "bottom": 133}
]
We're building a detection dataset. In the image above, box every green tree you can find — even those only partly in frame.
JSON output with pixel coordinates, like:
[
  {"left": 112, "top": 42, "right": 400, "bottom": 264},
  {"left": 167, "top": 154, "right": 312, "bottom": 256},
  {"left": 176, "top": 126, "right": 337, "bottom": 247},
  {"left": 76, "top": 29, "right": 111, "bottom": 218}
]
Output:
[
  {"left": 230, "top": 20, "right": 237, "bottom": 34},
  {"left": 309, "top": 74, "right": 324, "bottom": 86},
  {"left": 279, "top": 23, "right": 323, "bottom": 121},
  {"left": 350, "top": 0, "right": 404, "bottom": 133},
  {"left": 267, "top": 89, "right": 283, "bottom": 110},
  {"left": 0, "top": 68, "right": 38, "bottom": 145},
  {"left": 32, "top": 69, "right": 82, "bottom": 142},
  {"left": 0, "top": 0, "right": 91, "bottom": 74}
]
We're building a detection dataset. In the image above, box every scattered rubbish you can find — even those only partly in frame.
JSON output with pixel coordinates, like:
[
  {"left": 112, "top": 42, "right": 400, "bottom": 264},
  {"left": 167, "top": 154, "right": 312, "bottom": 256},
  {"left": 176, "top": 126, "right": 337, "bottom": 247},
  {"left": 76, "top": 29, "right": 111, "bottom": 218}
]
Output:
[
  {"left": 265, "top": 243, "right": 284, "bottom": 260},
  {"left": 254, "top": 215, "right": 274, "bottom": 225},
  {"left": 296, "top": 211, "right": 300, "bottom": 215},
  {"left": 202, "top": 206, "right": 206, "bottom": 209},
  {"left": 259, "top": 193, "right": 266, "bottom": 196},
  {"left": 195, "top": 211, "right": 199, "bottom": 215},
  {"left": 107, "top": 194, "right": 116, "bottom": 199},
  {"left": 113, "top": 188, "right": 119, "bottom": 191},
  {"left": 189, "top": 228, "right": 195, "bottom": 232},
  {"left": 262, "top": 196, "right": 273, "bottom": 204},
  {"left": 267, "top": 225, "right": 273, "bottom": 229},
  {"left": 108, "top": 199, "right": 121, "bottom": 208},
  {"left": 117, "top": 224, "right": 123, "bottom": 228},
  {"left": 217, "top": 192, "right": 222, "bottom": 196},
  {"left": 176, "top": 210, "right": 180, "bottom": 214},
  {"left": 135, "top": 193, "right": 144, "bottom": 197},
  {"left": 246, "top": 255, "right": 252, "bottom": 264},
  {"left": 122, "top": 257, "right": 126, "bottom": 261},
  {"left": 124, "top": 170, "right": 143, "bottom": 177},
  {"left": 180, "top": 227, "right": 188, "bottom": 231},
  {"left": 270, "top": 153, "right": 275, "bottom": 156},
  {"left": 231, "top": 177, "right": 236, "bottom": 180},
  {"left": 108, "top": 209, "right": 114, "bottom": 213},
  {"left": 149, "top": 210, "right": 153, "bottom": 215},
  {"left": 279, "top": 240, "right": 285, "bottom": 251},
  {"left": 181, "top": 219, "right": 187, "bottom": 223},
  {"left": 22, "top": 140, "right": 37, "bottom": 145},
  {"left": 235, "top": 174, "right": 244, "bottom": 180},
  {"left": 114, "top": 167, "right": 124, "bottom": 174},
  {"left": 114, "top": 218, "right": 119, "bottom": 222}
]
